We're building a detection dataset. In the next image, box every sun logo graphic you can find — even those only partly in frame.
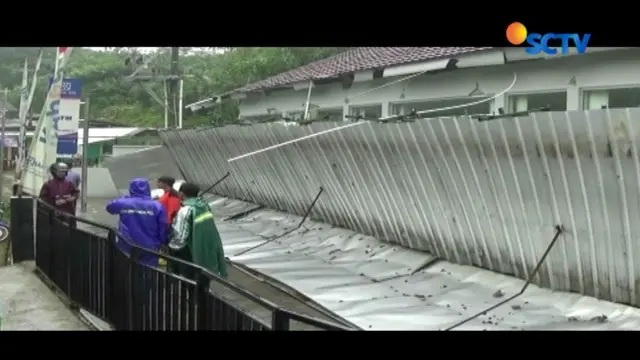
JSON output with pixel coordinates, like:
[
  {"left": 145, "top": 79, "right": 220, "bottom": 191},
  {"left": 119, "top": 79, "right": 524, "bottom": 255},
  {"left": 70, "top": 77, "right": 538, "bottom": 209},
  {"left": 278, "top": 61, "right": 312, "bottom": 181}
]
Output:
[
  {"left": 506, "top": 22, "right": 528, "bottom": 46},
  {"left": 505, "top": 22, "right": 591, "bottom": 56}
]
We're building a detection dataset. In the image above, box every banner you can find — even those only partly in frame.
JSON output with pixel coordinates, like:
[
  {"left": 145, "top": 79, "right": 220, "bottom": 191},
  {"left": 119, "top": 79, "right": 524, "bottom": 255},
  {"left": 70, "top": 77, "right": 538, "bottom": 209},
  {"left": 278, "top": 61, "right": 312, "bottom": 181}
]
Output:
[
  {"left": 48, "top": 77, "right": 82, "bottom": 156},
  {"left": 21, "top": 48, "right": 73, "bottom": 195}
]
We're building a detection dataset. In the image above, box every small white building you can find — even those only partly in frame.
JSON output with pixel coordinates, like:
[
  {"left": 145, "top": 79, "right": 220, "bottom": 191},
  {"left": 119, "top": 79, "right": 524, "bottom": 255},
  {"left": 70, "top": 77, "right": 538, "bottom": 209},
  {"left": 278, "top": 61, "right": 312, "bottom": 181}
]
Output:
[{"left": 191, "top": 47, "right": 640, "bottom": 122}]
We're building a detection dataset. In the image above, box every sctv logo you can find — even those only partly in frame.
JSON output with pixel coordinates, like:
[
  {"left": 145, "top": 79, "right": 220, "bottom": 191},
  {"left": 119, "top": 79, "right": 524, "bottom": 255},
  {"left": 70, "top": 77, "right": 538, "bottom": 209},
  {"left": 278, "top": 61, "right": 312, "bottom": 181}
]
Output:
[{"left": 506, "top": 22, "right": 591, "bottom": 56}]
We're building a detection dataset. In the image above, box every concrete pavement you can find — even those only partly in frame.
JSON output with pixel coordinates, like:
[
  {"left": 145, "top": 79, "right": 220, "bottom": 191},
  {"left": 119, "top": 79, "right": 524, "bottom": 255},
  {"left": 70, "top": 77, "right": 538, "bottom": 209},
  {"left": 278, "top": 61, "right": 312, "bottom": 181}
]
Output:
[{"left": 0, "top": 262, "right": 89, "bottom": 330}]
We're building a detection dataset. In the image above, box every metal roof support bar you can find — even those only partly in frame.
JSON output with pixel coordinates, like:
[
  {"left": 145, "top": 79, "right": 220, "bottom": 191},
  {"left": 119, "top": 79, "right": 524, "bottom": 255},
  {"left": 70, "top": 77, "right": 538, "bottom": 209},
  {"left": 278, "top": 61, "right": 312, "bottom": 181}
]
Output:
[
  {"left": 233, "top": 186, "right": 325, "bottom": 257},
  {"left": 444, "top": 224, "right": 565, "bottom": 331},
  {"left": 224, "top": 205, "right": 265, "bottom": 222},
  {"left": 198, "top": 171, "right": 231, "bottom": 196}
]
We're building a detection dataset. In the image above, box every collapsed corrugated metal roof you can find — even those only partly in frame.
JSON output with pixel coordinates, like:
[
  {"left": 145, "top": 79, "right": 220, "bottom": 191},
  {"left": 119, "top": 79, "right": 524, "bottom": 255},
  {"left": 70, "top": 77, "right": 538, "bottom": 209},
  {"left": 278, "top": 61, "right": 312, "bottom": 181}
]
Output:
[
  {"left": 157, "top": 108, "right": 640, "bottom": 308},
  {"left": 210, "top": 196, "right": 640, "bottom": 330},
  {"left": 106, "top": 142, "right": 640, "bottom": 330}
]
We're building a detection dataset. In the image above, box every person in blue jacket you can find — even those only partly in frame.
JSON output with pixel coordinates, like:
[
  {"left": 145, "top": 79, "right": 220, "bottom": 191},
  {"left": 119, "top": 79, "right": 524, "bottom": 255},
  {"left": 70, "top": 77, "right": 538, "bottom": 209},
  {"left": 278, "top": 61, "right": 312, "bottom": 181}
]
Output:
[{"left": 106, "top": 178, "right": 169, "bottom": 267}]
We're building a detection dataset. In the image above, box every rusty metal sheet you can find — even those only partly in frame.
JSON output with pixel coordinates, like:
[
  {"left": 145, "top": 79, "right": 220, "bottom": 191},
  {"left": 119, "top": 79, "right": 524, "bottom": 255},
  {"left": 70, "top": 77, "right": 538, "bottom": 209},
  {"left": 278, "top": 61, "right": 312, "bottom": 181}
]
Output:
[{"left": 159, "top": 108, "right": 640, "bottom": 307}]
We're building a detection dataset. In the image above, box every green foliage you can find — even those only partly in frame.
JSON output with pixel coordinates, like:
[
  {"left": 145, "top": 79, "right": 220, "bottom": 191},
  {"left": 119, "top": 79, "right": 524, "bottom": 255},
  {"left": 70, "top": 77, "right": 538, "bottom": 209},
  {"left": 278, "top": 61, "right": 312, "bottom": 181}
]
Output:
[{"left": 0, "top": 47, "right": 348, "bottom": 127}]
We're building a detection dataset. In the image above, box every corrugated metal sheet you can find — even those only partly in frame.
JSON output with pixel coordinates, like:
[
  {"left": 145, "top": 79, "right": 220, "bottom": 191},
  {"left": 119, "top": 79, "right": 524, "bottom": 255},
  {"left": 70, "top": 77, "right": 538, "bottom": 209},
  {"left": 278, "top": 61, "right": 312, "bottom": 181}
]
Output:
[
  {"left": 104, "top": 145, "right": 183, "bottom": 195},
  {"left": 211, "top": 196, "right": 640, "bottom": 330},
  {"left": 159, "top": 108, "right": 640, "bottom": 306}
]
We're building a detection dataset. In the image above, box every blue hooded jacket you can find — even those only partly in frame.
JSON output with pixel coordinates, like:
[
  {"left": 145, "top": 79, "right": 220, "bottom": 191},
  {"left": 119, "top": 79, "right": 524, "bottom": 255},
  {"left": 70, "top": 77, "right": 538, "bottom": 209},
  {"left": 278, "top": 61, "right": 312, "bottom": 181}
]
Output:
[{"left": 106, "top": 178, "right": 168, "bottom": 267}]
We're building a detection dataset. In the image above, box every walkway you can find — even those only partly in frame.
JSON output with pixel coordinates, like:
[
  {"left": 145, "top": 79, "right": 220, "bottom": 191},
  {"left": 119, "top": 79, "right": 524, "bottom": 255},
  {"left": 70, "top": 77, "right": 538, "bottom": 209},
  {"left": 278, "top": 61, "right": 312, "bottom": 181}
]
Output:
[{"left": 0, "top": 262, "right": 89, "bottom": 330}]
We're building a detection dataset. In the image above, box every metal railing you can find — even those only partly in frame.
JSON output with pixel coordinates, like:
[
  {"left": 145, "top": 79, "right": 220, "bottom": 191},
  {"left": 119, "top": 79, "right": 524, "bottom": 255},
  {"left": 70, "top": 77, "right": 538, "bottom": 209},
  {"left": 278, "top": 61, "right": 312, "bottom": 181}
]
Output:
[{"left": 33, "top": 199, "right": 351, "bottom": 331}]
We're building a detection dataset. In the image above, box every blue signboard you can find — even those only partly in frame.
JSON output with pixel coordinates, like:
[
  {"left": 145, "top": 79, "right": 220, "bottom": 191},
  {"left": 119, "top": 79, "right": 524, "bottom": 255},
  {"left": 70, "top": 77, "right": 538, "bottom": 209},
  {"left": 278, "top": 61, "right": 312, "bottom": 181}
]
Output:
[
  {"left": 57, "top": 133, "right": 78, "bottom": 155},
  {"left": 48, "top": 77, "right": 83, "bottom": 99}
]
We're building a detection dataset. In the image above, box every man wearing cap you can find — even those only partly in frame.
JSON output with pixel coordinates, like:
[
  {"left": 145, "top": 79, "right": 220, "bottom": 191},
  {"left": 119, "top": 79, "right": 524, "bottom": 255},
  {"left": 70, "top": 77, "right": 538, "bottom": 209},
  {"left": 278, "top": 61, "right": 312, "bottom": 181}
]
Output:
[{"left": 39, "top": 162, "right": 79, "bottom": 227}]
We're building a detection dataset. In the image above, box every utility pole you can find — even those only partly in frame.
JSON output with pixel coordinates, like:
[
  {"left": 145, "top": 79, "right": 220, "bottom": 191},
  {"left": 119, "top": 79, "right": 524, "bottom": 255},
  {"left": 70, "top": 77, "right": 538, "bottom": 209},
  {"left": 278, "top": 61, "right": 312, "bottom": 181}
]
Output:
[
  {"left": 80, "top": 98, "right": 89, "bottom": 213},
  {"left": 168, "top": 47, "right": 180, "bottom": 128},
  {"left": 0, "top": 89, "right": 8, "bottom": 199},
  {"left": 127, "top": 47, "right": 182, "bottom": 129}
]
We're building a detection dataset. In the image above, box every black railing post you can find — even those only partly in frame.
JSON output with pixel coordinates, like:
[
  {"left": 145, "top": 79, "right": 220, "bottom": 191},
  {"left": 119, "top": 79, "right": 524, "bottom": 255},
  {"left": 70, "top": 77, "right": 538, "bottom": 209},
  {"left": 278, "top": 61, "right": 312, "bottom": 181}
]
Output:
[
  {"left": 106, "top": 230, "right": 116, "bottom": 327},
  {"left": 10, "top": 196, "right": 35, "bottom": 262},
  {"left": 271, "top": 309, "right": 290, "bottom": 330},
  {"left": 196, "top": 269, "right": 209, "bottom": 330},
  {"left": 128, "top": 247, "right": 139, "bottom": 330},
  {"left": 65, "top": 215, "right": 73, "bottom": 296}
]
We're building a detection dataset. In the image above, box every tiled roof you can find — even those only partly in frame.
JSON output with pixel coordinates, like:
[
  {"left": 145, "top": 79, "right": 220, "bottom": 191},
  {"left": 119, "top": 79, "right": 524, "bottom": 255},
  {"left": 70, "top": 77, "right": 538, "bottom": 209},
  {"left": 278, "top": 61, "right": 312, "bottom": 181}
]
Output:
[{"left": 227, "top": 47, "right": 493, "bottom": 95}]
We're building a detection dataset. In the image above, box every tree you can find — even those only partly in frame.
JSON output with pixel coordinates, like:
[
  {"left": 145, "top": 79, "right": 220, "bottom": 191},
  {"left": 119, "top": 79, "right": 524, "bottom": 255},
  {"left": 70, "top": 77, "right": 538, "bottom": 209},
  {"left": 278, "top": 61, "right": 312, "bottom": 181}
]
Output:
[{"left": 0, "top": 47, "right": 348, "bottom": 127}]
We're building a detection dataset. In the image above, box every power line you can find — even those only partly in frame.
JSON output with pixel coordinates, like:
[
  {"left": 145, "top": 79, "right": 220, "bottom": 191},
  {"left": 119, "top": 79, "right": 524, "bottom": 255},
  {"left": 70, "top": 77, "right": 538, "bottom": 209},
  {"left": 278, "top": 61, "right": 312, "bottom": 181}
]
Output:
[{"left": 125, "top": 47, "right": 182, "bottom": 129}]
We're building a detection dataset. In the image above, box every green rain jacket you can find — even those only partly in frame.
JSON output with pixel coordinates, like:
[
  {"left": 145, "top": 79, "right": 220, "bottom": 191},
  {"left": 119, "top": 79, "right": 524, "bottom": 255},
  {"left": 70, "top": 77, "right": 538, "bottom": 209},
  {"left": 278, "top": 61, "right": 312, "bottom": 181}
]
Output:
[{"left": 171, "top": 197, "right": 228, "bottom": 278}]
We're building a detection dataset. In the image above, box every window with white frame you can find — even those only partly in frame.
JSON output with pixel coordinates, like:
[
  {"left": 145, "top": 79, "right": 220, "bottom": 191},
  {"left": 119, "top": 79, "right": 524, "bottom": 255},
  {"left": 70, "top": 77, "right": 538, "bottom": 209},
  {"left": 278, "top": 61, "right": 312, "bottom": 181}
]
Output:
[
  {"left": 583, "top": 87, "right": 640, "bottom": 110},
  {"left": 508, "top": 91, "right": 567, "bottom": 112},
  {"left": 390, "top": 98, "right": 491, "bottom": 118},
  {"left": 349, "top": 104, "right": 382, "bottom": 120}
]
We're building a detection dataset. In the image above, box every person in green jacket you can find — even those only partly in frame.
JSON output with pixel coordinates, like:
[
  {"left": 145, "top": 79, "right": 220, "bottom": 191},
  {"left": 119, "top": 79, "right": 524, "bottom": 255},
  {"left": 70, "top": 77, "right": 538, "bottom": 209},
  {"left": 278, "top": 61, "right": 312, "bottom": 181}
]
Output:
[{"left": 168, "top": 182, "right": 228, "bottom": 279}]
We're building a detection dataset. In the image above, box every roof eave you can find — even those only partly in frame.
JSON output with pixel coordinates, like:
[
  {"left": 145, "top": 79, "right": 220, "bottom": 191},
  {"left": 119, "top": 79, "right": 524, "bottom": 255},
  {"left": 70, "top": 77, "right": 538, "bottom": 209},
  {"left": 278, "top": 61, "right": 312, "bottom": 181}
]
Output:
[{"left": 225, "top": 48, "right": 504, "bottom": 98}]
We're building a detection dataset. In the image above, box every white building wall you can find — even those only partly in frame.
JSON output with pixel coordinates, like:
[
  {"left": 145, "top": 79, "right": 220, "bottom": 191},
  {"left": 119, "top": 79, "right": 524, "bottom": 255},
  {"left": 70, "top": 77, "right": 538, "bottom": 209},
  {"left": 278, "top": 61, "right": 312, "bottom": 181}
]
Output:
[{"left": 238, "top": 48, "right": 640, "bottom": 118}]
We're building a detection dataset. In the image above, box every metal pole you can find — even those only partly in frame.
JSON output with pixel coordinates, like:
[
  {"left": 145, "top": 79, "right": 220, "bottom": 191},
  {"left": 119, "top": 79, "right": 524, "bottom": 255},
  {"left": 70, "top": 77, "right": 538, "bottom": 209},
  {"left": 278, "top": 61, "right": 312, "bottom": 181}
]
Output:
[
  {"left": 0, "top": 89, "right": 7, "bottom": 199},
  {"left": 53, "top": 48, "right": 60, "bottom": 80},
  {"left": 80, "top": 98, "right": 89, "bottom": 213},
  {"left": 303, "top": 80, "right": 313, "bottom": 121},
  {"left": 178, "top": 79, "right": 183, "bottom": 129},
  {"left": 163, "top": 80, "right": 169, "bottom": 129},
  {"left": 169, "top": 47, "right": 179, "bottom": 127}
]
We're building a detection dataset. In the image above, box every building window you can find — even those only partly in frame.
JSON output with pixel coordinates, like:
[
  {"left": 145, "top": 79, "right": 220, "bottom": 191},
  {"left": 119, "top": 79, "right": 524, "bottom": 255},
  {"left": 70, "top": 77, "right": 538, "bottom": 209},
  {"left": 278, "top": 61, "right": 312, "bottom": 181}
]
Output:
[
  {"left": 349, "top": 104, "right": 382, "bottom": 120},
  {"left": 315, "top": 107, "right": 344, "bottom": 121},
  {"left": 609, "top": 88, "right": 640, "bottom": 108},
  {"left": 508, "top": 92, "right": 567, "bottom": 112},
  {"left": 582, "top": 87, "right": 640, "bottom": 110},
  {"left": 284, "top": 111, "right": 303, "bottom": 121},
  {"left": 391, "top": 98, "right": 491, "bottom": 118}
]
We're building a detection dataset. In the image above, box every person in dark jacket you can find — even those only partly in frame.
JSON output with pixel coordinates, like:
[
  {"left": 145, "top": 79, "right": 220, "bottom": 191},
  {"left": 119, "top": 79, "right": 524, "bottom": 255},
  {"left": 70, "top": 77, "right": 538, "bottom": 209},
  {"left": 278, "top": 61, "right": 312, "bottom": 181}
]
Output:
[
  {"left": 105, "top": 178, "right": 169, "bottom": 267},
  {"left": 39, "top": 162, "right": 78, "bottom": 227}
]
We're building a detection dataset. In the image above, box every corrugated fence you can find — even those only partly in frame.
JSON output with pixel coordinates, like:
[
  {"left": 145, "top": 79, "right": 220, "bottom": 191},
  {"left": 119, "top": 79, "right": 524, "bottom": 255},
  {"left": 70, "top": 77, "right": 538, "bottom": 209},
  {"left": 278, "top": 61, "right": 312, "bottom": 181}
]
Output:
[{"left": 158, "top": 109, "right": 640, "bottom": 307}]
